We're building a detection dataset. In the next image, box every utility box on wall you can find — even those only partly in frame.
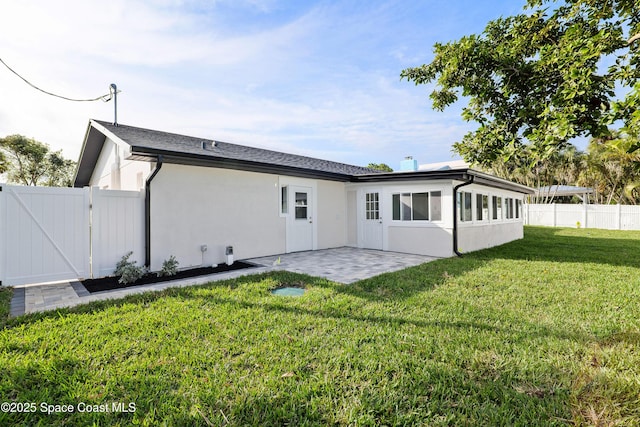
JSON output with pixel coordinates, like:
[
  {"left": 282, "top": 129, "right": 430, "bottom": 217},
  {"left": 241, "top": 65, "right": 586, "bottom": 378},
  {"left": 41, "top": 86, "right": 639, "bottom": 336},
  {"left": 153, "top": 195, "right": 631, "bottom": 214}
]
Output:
[{"left": 225, "top": 246, "right": 234, "bottom": 265}]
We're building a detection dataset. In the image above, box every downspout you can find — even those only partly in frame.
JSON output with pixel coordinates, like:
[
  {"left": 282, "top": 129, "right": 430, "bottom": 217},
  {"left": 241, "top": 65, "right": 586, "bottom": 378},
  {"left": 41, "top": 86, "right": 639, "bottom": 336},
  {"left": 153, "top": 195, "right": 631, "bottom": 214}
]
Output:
[
  {"left": 145, "top": 155, "right": 163, "bottom": 269},
  {"left": 453, "top": 175, "right": 474, "bottom": 257}
]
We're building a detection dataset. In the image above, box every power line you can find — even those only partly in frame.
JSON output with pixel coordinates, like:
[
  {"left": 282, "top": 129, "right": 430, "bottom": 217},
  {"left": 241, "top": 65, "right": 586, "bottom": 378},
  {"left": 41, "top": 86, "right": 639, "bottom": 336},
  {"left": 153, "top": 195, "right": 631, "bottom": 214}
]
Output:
[{"left": 0, "top": 57, "right": 114, "bottom": 102}]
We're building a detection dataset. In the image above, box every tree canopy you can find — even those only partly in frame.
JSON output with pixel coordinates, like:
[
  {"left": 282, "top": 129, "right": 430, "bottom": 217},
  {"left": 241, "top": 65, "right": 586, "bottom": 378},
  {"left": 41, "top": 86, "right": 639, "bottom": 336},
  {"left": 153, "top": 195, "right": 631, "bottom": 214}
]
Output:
[
  {"left": 0, "top": 135, "right": 76, "bottom": 187},
  {"left": 401, "top": 0, "right": 640, "bottom": 168},
  {"left": 367, "top": 163, "right": 394, "bottom": 172},
  {"left": 488, "top": 130, "right": 640, "bottom": 204}
]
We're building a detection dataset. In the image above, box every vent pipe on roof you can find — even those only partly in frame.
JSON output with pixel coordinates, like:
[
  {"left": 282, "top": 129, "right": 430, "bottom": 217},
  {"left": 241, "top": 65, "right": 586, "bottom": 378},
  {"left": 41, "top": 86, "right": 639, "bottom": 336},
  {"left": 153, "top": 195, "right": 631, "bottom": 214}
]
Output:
[{"left": 201, "top": 140, "right": 217, "bottom": 150}]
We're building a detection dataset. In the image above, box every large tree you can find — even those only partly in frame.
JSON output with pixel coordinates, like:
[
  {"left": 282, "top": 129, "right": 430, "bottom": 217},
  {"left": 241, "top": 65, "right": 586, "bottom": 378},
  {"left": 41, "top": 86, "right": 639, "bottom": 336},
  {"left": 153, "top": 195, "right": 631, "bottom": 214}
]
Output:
[
  {"left": 0, "top": 135, "right": 76, "bottom": 187},
  {"left": 401, "top": 0, "right": 640, "bottom": 167}
]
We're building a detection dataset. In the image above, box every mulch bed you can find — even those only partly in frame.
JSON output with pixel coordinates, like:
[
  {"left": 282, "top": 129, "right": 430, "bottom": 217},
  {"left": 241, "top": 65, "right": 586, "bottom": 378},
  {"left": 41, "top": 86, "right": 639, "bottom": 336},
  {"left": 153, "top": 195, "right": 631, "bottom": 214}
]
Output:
[{"left": 81, "top": 261, "right": 258, "bottom": 293}]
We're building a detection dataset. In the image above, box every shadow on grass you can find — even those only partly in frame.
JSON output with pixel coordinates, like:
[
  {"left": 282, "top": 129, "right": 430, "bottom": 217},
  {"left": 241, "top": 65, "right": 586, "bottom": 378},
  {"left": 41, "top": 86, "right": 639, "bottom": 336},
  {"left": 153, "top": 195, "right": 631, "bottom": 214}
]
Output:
[
  {"left": 472, "top": 226, "right": 640, "bottom": 268},
  {"left": 3, "top": 225, "right": 634, "bottom": 328},
  {"left": 0, "top": 272, "right": 577, "bottom": 426},
  {"left": 4, "top": 267, "right": 595, "bottom": 346}
]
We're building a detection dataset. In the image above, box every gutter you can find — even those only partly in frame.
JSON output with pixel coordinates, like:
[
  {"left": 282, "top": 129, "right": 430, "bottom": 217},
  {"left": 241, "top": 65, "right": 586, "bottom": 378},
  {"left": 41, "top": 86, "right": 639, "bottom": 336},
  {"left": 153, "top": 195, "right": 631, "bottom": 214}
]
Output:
[
  {"left": 145, "top": 155, "right": 163, "bottom": 268},
  {"left": 453, "top": 175, "right": 474, "bottom": 257}
]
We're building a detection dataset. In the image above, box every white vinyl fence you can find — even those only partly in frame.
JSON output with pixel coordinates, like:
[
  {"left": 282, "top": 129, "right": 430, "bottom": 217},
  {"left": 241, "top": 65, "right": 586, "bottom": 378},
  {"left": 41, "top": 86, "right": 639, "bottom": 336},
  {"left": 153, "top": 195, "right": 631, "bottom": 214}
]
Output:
[
  {"left": 524, "top": 203, "right": 640, "bottom": 230},
  {"left": 90, "top": 187, "right": 145, "bottom": 279},
  {"left": 0, "top": 184, "right": 144, "bottom": 286}
]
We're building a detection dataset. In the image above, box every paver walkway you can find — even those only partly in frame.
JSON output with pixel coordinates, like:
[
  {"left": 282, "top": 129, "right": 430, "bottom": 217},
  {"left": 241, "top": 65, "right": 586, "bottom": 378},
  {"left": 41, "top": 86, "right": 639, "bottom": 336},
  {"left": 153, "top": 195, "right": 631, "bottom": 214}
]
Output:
[
  {"left": 9, "top": 247, "right": 436, "bottom": 316},
  {"left": 251, "top": 247, "right": 435, "bottom": 284}
]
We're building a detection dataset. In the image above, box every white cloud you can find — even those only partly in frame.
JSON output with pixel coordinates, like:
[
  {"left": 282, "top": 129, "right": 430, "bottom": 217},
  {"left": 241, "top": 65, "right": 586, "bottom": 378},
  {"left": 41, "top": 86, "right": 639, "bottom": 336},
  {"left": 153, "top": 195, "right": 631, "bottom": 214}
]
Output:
[{"left": 0, "top": 0, "right": 486, "bottom": 168}]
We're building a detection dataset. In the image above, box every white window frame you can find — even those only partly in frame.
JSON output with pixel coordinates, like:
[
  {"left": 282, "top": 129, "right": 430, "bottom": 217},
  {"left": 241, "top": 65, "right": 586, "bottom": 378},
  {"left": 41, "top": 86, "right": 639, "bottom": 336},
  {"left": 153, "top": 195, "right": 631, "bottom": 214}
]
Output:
[
  {"left": 365, "top": 192, "right": 380, "bottom": 220},
  {"left": 458, "top": 191, "right": 472, "bottom": 222},
  {"left": 391, "top": 190, "right": 442, "bottom": 223},
  {"left": 279, "top": 185, "right": 288, "bottom": 216},
  {"left": 475, "top": 193, "right": 489, "bottom": 222}
]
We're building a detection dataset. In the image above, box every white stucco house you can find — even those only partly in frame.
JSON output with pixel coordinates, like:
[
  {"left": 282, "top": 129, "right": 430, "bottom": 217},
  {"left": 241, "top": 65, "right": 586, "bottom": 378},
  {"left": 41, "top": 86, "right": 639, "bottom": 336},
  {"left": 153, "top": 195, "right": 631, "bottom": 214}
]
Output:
[{"left": 74, "top": 120, "right": 533, "bottom": 271}]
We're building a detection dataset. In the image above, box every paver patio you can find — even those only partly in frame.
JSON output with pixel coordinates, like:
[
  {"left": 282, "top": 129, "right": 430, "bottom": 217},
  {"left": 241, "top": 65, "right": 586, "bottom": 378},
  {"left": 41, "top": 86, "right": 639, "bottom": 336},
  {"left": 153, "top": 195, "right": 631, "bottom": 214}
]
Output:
[{"left": 9, "top": 247, "right": 436, "bottom": 316}]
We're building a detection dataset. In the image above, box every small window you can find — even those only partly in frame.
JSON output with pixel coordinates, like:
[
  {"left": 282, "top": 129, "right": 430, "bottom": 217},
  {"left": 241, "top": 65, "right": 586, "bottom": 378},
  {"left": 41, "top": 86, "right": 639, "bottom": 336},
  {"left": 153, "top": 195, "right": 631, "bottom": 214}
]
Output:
[
  {"left": 492, "top": 196, "right": 502, "bottom": 220},
  {"left": 482, "top": 195, "right": 489, "bottom": 220},
  {"left": 506, "top": 198, "right": 514, "bottom": 219},
  {"left": 516, "top": 199, "right": 522, "bottom": 218},
  {"left": 475, "top": 194, "right": 489, "bottom": 221},
  {"left": 365, "top": 192, "right": 380, "bottom": 220},
  {"left": 401, "top": 193, "right": 411, "bottom": 221},
  {"left": 430, "top": 191, "right": 442, "bottom": 221},
  {"left": 281, "top": 186, "right": 288, "bottom": 214},
  {"left": 392, "top": 194, "right": 400, "bottom": 220},
  {"left": 295, "top": 192, "right": 307, "bottom": 219},
  {"left": 412, "top": 193, "right": 429, "bottom": 220},
  {"left": 458, "top": 191, "right": 472, "bottom": 222}
]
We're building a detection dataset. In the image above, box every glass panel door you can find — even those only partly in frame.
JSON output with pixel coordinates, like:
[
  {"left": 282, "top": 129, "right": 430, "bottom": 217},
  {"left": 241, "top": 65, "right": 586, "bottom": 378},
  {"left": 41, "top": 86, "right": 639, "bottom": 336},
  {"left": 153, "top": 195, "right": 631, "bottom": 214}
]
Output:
[
  {"left": 365, "top": 192, "right": 379, "bottom": 220},
  {"left": 295, "top": 192, "right": 308, "bottom": 220}
]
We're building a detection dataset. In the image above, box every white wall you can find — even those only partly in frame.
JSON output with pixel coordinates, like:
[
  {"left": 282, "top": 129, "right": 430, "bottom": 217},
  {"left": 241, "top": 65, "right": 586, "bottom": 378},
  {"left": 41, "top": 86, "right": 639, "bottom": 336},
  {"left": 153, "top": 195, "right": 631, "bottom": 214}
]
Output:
[
  {"left": 348, "top": 180, "right": 455, "bottom": 257},
  {"left": 347, "top": 180, "right": 526, "bottom": 257},
  {"left": 455, "top": 183, "right": 525, "bottom": 253},
  {"left": 316, "top": 180, "right": 347, "bottom": 249},
  {"left": 150, "top": 164, "right": 287, "bottom": 270},
  {"left": 387, "top": 226, "right": 453, "bottom": 257},
  {"left": 89, "top": 137, "right": 151, "bottom": 191},
  {"left": 346, "top": 190, "right": 357, "bottom": 246},
  {"left": 457, "top": 222, "right": 523, "bottom": 253}
]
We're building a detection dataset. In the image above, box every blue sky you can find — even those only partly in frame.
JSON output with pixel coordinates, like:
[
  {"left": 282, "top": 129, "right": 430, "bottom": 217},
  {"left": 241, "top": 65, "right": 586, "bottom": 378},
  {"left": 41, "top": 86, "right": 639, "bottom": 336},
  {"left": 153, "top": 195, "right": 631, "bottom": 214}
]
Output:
[{"left": 1, "top": 0, "right": 524, "bottom": 169}]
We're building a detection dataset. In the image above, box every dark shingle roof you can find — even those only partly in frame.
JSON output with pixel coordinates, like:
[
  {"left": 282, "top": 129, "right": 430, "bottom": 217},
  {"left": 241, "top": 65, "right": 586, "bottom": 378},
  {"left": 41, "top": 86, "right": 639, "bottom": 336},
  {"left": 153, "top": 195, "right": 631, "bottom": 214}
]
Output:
[
  {"left": 94, "top": 120, "right": 379, "bottom": 178},
  {"left": 74, "top": 120, "right": 532, "bottom": 194}
]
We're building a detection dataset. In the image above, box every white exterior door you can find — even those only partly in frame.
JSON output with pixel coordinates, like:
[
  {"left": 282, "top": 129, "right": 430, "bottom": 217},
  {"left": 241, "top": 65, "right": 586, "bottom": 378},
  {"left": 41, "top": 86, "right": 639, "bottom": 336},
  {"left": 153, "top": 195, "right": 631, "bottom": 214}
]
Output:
[
  {"left": 361, "top": 190, "right": 383, "bottom": 250},
  {"left": 287, "top": 186, "right": 314, "bottom": 252}
]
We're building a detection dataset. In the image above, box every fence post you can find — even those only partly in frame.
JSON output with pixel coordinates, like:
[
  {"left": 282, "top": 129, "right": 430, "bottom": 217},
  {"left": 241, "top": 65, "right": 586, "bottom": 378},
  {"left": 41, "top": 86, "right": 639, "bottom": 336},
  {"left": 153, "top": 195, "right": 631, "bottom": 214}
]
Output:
[
  {"left": 89, "top": 186, "right": 101, "bottom": 280},
  {"left": 83, "top": 187, "right": 91, "bottom": 280},
  {"left": 0, "top": 186, "right": 5, "bottom": 286},
  {"left": 553, "top": 203, "right": 557, "bottom": 227},
  {"left": 90, "top": 186, "right": 99, "bottom": 279},
  {"left": 617, "top": 204, "right": 622, "bottom": 230},
  {"left": 583, "top": 199, "right": 588, "bottom": 229}
]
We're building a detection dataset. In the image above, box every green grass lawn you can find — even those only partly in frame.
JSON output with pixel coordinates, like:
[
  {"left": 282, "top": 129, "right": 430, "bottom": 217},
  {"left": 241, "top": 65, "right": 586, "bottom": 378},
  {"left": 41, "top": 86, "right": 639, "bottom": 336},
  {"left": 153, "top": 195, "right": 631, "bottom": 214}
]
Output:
[{"left": 1, "top": 226, "right": 639, "bottom": 426}]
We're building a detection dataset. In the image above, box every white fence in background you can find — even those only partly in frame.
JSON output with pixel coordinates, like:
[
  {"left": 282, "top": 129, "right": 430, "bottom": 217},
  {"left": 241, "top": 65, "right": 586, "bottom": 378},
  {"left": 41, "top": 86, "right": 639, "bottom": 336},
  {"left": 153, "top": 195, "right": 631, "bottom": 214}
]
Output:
[
  {"left": 0, "top": 184, "right": 144, "bottom": 286},
  {"left": 524, "top": 203, "right": 640, "bottom": 230}
]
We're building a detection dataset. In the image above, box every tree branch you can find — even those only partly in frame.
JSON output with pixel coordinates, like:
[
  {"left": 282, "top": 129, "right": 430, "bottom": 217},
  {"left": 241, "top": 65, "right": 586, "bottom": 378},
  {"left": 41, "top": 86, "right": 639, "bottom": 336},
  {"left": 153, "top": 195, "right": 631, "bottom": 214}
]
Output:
[{"left": 628, "top": 32, "right": 640, "bottom": 45}]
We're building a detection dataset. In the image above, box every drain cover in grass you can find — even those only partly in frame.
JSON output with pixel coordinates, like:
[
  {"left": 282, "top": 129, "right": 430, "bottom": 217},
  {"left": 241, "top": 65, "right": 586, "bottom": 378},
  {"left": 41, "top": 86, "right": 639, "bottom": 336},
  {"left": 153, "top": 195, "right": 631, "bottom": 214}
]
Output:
[{"left": 271, "top": 287, "right": 306, "bottom": 296}]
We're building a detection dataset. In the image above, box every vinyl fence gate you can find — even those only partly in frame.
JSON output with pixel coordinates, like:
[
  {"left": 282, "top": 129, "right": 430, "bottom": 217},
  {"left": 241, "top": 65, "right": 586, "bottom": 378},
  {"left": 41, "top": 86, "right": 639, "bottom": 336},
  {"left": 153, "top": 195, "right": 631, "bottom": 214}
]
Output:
[{"left": 0, "top": 184, "right": 144, "bottom": 286}]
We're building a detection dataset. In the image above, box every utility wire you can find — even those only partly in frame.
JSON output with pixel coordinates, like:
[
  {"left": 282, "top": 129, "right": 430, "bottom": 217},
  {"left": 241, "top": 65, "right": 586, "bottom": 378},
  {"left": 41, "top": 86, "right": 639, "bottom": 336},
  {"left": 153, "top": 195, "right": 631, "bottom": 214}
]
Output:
[{"left": 0, "top": 57, "right": 114, "bottom": 102}]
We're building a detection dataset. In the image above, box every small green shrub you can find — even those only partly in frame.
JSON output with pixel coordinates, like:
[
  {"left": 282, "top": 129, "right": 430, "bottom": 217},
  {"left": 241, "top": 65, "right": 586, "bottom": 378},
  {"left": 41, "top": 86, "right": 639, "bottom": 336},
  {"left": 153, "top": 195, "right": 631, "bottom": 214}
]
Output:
[
  {"left": 114, "top": 252, "right": 147, "bottom": 285},
  {"left": 158, "top": 255, "right": 179, "bottom": 277}
]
